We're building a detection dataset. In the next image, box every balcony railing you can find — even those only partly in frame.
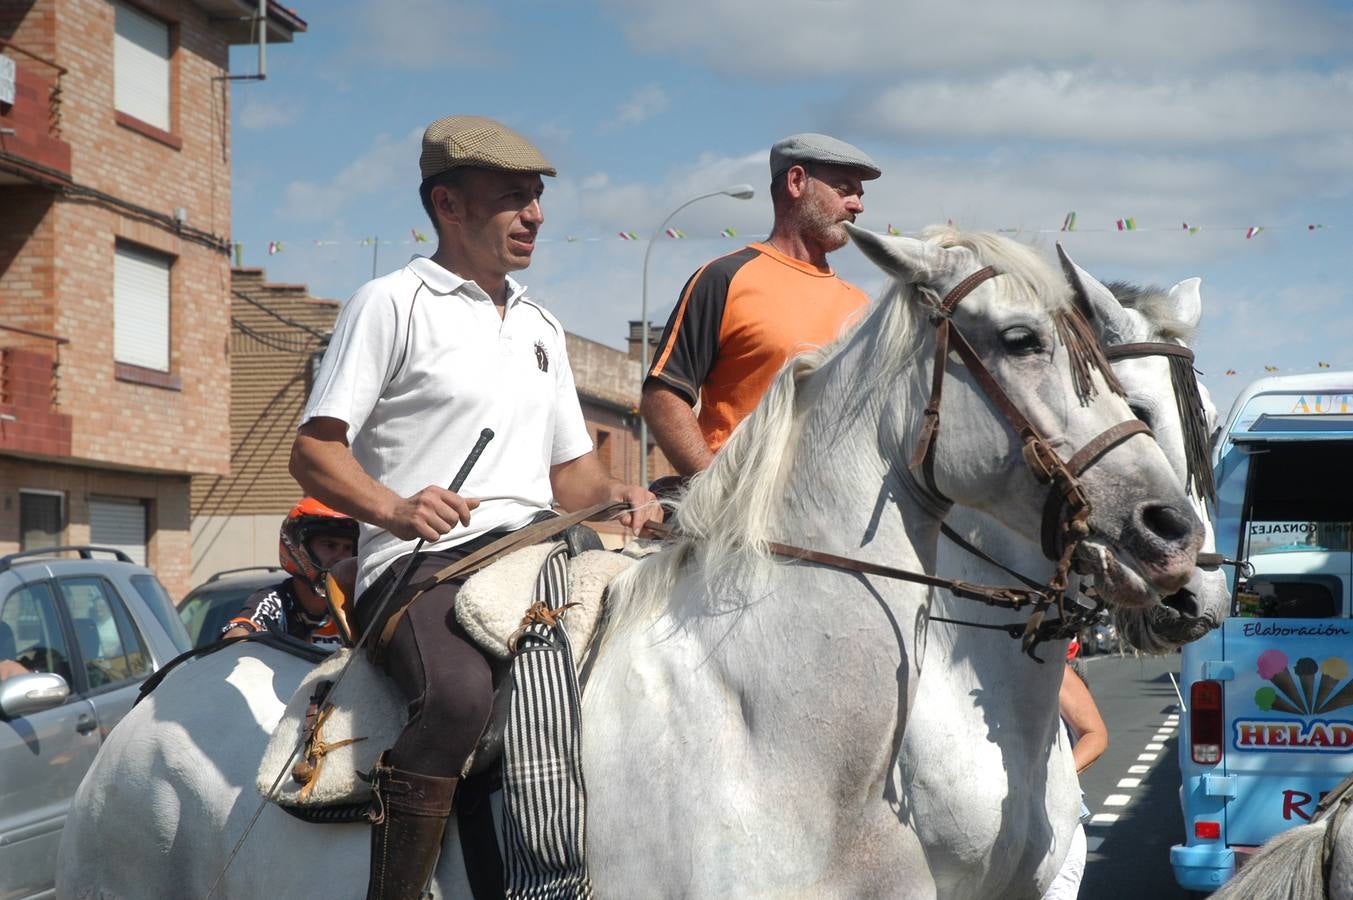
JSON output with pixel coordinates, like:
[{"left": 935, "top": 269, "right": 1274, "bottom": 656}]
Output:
[
  {"left": 0, "top": 324, "right": 71, "bottom": 458},
  {"left": 0, "top": 39, "right": 70, "bottom": 180}
]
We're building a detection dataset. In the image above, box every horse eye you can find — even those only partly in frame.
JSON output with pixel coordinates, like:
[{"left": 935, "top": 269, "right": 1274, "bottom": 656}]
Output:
[
  {"left": 1000, "top": 326, "right": 1042, "bottom": 355},
  {"left": 1129, "top": 404, "right": 1152, "bottom": 427}
]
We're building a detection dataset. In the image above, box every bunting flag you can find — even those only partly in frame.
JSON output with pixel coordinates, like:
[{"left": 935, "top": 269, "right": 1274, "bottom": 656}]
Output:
[
  {"left": 1183, "top": 222, "right": 1202, "bottom": 234},
  {"left": 1116, "top": 217, "right": 1137, "bottom": 231},
  {"left": 411, "top": 228, "right": 430, "bottom": 243},
  {"left": 618, "top": 231, "right": 639, "bottom": 240},
  {"left": 1309, "top": 224, "right": 1325, "bottom": 230},
  {"left": 664, "top": 228, "right": 686, "bottom": 239},
  {"left": 1225, "top": 369, "right": 1237, "bottom": 376},
  {"left": 361, "top": 237, "right": 375, "bottom": 246},
  {"left": 1061, "top": 212, "right": 1077, "bottom": 232},
  {"left": 1319, "top": 361, "right": 1332, "bottom": 368},
  {"left": 1264, "top": 365, "right": 1279, "bottom": 372},
  {"left": 233, "top": 243, "right": 244, "bottom": 267},
  {"left": 720, "top": 227, "right": 737, "bottom": 238},
  {"left": 267, "top": 241, "right": 283, "bottom": 255},
  {"left": 1246, "top": 226, "right": 1264, "bottom": 239}
]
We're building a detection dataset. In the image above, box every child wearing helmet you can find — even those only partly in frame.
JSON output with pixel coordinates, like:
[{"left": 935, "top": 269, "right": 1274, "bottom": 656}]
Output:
[{"left": 221, "top": 498, "right": 358, "bottom": 649}]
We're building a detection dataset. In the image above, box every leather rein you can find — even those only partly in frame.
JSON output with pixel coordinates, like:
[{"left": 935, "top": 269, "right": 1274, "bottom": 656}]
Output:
[{"left": 648, "top": 267, "right": 1155, "bottom": 661}]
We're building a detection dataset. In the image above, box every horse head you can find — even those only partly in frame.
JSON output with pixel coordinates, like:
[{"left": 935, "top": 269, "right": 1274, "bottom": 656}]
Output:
[
  {"left": 1058, "top": 249, "right": 1229, "bottom": 649},
  {"left": 847, "top": 223, "right": 1203, "bottom": 608}
]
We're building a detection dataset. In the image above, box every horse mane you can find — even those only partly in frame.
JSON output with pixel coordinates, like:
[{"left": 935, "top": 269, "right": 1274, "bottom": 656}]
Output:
[
  {"left": 1104, "top": 280, "right": 1197, "bottom": 342},
  {"left": 603, "top": 227, "right": 1076, "bottom": 637}
]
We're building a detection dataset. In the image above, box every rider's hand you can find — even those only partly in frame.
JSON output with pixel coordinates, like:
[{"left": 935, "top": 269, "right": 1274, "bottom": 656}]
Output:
[
  {"left": 382, "top": 486, "right": 480, "bottom": 541},
  {"left": 610, "top": 483, "right": 661, "bottom": 535}
]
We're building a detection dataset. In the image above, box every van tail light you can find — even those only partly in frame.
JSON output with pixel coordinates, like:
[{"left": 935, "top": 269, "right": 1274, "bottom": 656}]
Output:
[
  {"left": 1191, "top": 679, "right": 1224, "bottom": 765},
  {"left": 1195, "top": 821, "right": 1222, "bottom": 840}
]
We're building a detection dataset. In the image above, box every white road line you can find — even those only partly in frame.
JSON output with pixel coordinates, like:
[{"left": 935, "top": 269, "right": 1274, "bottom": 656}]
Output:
[
  {"left": 1117, "top": 777, "right": 1142, "bottom": 788},
  {"left": 1165, "top": 715, "right": 1179, "bottom": 723},
  {"left": 1128, "top": 765, "right": 1150, "bottom": 774},
  {"left": 1137, "top": 752, "right": 1159, "bottom": 762},
  {"left": 1090, "top": 813, "right": 1120, "bottom": 824},
  {"left": 1145, "top": 742, "right": 1165, "bottom": 750},
  {"left": 1104, "top": 794, "right": 1132, "bottom": 807}
]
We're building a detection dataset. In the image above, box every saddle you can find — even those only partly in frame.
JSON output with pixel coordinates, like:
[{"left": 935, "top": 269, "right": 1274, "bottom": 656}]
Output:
[{"left": 256, "top": 542, "right": 638, "bottom": 815}]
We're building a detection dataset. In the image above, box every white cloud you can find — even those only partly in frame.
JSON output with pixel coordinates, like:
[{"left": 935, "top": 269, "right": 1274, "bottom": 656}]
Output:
[
  {"left": 606, "top": 0, "right": 1350, "bottom": 77},
  {"left": 237, "top": 97, "right": 297, "bottom": 130},
  {"left": 850, "top": 68, "right": 1353, "bottom": 146},
  {"left": 348, "top": 0, "right": 498, "bottom": 71},
  {"left": 276, "top": 128, "right": 422, "bottom": 222},
  {"left": 610, "top": 84, "right": 669, "bottom": 128}
]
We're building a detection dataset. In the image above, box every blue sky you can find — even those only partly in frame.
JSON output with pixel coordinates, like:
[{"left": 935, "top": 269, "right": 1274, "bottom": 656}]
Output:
[{"left": 229, "top": 0, "right": 1353, "bottom": 417}]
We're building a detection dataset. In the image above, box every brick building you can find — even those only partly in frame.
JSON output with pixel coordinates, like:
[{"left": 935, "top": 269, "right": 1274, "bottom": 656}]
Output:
[
  {"left": 0, "top": 1, "right": 305, "bottom": 598},
  {"left": 190, "top": 268, "right": 675, "bottom": 578}
]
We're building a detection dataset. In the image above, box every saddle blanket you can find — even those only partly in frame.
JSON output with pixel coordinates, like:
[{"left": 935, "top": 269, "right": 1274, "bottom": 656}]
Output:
[{"left": 257, "top": 544, "right": 635, "bottom": 810}]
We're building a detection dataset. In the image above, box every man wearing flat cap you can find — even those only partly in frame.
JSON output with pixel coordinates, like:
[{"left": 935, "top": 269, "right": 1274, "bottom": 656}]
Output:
[
  {"left": 643, "top": 133, "right": 881, "bottom": 476},
  {"left": 290, "top": 115, "right": 657, "bottom": 899}
]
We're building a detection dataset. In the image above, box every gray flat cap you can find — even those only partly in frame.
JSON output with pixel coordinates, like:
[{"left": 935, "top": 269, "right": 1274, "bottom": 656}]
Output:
[
  {"left": 420, "top": 115, "right": 556, "bottom": 181},
  {"left": 770, "top": 133, "right": 880, "bottom": 180}
]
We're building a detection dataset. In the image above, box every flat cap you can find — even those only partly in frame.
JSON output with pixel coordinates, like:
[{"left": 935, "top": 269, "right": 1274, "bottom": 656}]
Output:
[
  {"left": 770, "top": 133, "right": 880, "bottom": 180},
  {"left": 420, "top": 115, "right": 557, "bottom": 181}
]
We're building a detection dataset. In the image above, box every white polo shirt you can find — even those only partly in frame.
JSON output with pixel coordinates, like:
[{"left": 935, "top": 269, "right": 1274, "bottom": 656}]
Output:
[{"left": 302, "top": 256, "right": 593, "bottom": 595}]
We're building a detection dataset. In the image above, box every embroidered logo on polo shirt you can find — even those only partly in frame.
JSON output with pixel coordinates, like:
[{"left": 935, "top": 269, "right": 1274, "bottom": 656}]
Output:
[{"left": 534, "top": 340, "right": 549, "bottom": 372}]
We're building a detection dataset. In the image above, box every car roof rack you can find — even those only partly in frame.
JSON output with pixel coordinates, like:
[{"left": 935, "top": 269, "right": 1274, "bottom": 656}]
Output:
[
  {"left": 0, "top": 545, "right": 135, "bottom": 573},
  {"left": 205, "top": 566, "right": 287, "bottom": 583}
]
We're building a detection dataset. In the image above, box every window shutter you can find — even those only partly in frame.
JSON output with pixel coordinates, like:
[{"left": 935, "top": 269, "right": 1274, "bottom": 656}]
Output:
[
  {"left": 114, "top": 243, "right": 171, "bottom": 371},
  {"left": 89, "top": 498, "right": 148, "bottom": 567},
  {"left": 114, "top": 2, "right": 170, "bottom": 131}
]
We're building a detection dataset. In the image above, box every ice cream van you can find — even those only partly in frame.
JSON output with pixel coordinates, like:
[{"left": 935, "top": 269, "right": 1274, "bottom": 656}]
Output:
[{"left": 1171, "top": 372, "right": 1353, "bottom": 892}]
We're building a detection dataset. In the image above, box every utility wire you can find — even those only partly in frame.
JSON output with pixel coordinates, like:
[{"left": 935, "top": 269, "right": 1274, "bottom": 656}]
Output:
[
  {"left": 231, "top": 289, "right": 330, "bottom": 341},
  {"left": 231, "top": 318, "right": 317, "bottom": 354}
]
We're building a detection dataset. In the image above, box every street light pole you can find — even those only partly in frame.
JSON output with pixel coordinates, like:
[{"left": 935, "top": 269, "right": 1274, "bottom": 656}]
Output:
[{"left": 638, "top": 184, "right": 755, "bottom": 487}]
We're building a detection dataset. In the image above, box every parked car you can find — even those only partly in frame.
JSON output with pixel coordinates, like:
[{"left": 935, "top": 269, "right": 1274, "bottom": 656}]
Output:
[
  {"left": 1172, "top": 372, "right": 1353, "bottom": 893},
  {"left": 176, "top": 566, "right": 286, "bottom": 647},
  {"left": 0, "top": 545, "right": 191, "bottom": 900}
]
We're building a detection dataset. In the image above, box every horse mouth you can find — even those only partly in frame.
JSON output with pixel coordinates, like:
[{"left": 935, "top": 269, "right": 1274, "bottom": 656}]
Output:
[{"left": 1071, "top": 539, "right": 1161, "bottom": 609}]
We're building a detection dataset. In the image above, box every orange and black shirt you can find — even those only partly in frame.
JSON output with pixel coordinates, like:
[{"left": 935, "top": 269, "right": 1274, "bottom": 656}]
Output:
[{"left": 646, "top": 242, "right": 870, "bottom": 451}]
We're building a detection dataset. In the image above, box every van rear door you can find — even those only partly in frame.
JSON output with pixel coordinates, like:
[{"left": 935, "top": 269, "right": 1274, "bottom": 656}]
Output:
[{"left": 1220, "top": 436, "right": 1353, "bottom": 847}]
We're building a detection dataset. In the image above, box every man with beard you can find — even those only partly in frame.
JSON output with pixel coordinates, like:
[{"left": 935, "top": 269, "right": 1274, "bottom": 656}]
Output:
[{"left": 642, "top": 133, "right": 881, "bottom": 476}]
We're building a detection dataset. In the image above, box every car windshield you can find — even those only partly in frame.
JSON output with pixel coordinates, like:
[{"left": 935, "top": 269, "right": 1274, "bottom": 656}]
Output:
[
  {"left": 130, "top": 574, "right": 191, "bottom": 653},
  {"left": 178, "top": 583, "right": 269, "bottom": 647}
]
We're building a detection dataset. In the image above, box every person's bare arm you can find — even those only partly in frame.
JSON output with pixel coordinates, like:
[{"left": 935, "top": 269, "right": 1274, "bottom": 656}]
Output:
[
  {"left": 289, "top": 417, "right": 477, "bottom": 542},
  {"left": 641, "top": 383, "right": 713, "bottom": 477},
  {"left": 1060, "top": 664, "right": 1109, "bottom": 774},
  {"left": 549, "top": 451, "right": 660, "bottom": 534}
]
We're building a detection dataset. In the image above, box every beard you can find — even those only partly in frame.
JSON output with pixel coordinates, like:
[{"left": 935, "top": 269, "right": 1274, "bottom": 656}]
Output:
[{"left": 801, "top": 199, "right": 850, "bottom": 252}]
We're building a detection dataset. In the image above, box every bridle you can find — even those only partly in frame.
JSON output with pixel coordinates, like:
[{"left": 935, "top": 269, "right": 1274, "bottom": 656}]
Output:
[
  {"left": 738, "top": 264, "right": 1155, "bottom": 660},
  {"left": 908, "top": 266, "right": 1151, "bottom": 599},
  {"left": 1102, "top": 341, "right": 1216, "bottom": 504}
]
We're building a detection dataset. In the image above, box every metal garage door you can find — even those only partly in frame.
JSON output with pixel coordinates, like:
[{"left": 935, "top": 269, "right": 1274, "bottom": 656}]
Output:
[{"left": 89, "top": 498, "right": 147, "bottom": 566}]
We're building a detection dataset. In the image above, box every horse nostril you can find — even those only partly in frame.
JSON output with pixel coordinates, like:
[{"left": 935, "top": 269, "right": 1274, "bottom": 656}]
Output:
[
  {"left": 1139, "top": 503, "right": 1194, "bottom": 543},
  {"left": 1161, "top": 587, "right": 1199, "bottom": 619}
]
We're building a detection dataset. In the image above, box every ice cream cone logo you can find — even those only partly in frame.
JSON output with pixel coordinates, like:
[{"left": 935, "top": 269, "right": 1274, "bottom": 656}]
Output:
[{"left": 1255, "top": 652, "right": 1353, "bottom": 716}]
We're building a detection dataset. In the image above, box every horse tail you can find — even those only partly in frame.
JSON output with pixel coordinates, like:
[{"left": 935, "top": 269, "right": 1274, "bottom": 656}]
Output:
[{"left": 1211, "top": 821, "right": 1328, "bottom": 900}]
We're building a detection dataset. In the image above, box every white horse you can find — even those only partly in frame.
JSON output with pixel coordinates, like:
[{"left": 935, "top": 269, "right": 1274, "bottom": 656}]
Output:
[
  {"left": 58, "top": 225, "right": 1202, "bottom": 899},
  {"left": 902, "top": 263, "right": 1229, "bottom": 899}
]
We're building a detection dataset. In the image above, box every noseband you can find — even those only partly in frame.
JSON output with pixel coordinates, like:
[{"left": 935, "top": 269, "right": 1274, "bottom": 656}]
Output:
[{"left": 909, "top": 266, "right": 1152, "bottom": 596}]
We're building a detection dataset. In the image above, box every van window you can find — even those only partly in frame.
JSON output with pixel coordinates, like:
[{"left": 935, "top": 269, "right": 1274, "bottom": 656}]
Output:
[{"left": 1242, "top": 575, "right": 1343, "bottom": 619}]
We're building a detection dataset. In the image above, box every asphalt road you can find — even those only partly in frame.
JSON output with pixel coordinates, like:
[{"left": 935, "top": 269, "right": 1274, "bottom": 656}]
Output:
[{"left": 1077, "top": 651, "right": 1196, "bottom": 899}]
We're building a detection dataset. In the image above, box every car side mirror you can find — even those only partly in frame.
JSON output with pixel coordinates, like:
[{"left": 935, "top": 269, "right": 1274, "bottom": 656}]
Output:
[{"left": 0, "top": 671, "right": 71, "bottom": 718}]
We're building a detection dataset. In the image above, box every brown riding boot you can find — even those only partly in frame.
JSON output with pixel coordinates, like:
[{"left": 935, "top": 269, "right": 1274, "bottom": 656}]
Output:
[{"left": 365, "top": 753, "right": 458, "bottom": 900}]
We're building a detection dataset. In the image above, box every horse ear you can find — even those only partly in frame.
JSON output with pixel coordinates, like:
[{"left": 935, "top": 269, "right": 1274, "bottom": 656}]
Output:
[
  {"left": 1165, "top": 277, "right": 1203, "bottom": 331},
  {"left": 846, "top": 223, "right": 954, "bottom": 286},
  {"left": 1055, "top": 243, "right": 1134, "bottom": 342}
]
